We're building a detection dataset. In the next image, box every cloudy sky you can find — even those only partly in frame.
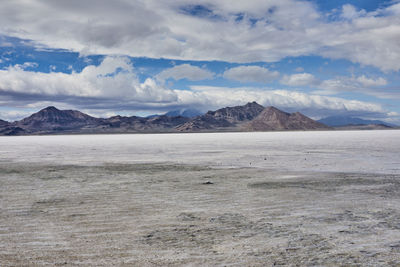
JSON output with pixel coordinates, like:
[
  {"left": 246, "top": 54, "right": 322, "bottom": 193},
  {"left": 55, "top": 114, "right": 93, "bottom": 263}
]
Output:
[{"left": 0, "top": 0, "right": 399, "bottom": 123}]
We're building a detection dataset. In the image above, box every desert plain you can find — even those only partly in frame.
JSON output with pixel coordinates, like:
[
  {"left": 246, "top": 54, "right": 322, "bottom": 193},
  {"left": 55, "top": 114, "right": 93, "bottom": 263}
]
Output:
[{"left": 1, "top": 130, "right": 400, "bottom": 266}]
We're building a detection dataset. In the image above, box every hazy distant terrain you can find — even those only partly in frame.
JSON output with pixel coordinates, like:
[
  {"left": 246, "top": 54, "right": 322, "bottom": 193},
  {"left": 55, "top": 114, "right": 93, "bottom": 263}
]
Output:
[
  {"left": 1, "top": 131, "right": 400, "bottom": 266},
  {"left": 318, "top": 116, "right": 395, "bottom": 127}
]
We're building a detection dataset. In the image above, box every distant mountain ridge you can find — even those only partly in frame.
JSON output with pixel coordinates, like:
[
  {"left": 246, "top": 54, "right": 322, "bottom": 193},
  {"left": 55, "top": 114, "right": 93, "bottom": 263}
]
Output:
[
  {"left": 5, "top": 102, "right": 394, "bottom": 135},
  {"left": 0, "top": 119, "right": 9, "bottom": 127},
  {"left": 165, "top": 109, "right": 203, "bottom": 118},
  {"left": 318, "top": 116, "right": 395, "bottom": 127},
  {"left": 145, "top": 109, "right": 203, "bottom": 119},
  {"left": 333, "top": 124, "right": 393, "bottom": 130}
]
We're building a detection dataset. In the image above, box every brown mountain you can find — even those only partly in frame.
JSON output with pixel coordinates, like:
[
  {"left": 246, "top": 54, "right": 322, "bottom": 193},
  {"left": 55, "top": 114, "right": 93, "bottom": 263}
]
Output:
[
  {"left": 16, "top": 106, "right": 100, "bottom": 132},
  {"left": 244, "top": 106, "right": 330, "bottom": 131},
  {"left": 176, "top": 102, "right": 264, "bottom": 131}
]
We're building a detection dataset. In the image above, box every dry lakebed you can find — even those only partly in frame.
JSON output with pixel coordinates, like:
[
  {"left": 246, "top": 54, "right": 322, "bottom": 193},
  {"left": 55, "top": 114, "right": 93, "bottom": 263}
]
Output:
[{"left": 1, "top": 130, "right": 400, "bottom": 266}]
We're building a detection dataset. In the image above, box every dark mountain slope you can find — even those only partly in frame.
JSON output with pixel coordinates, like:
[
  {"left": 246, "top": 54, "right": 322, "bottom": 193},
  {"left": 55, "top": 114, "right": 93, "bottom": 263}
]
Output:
[
  {"left": 99, "top": 115, "right": 190, "bottom": 132},
  {"left": 176, "top": 102, "right": 264, "bottom": 131},
  {"left": 0, "top": 119, "right": 9, "bottom": 127}
]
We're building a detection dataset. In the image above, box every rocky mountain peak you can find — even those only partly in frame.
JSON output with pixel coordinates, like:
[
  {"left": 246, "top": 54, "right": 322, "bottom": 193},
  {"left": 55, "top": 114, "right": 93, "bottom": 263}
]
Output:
[
  {"left": 244, "top": 101, "right": 264, "bottom": 109},
  {"left": 245, "top": 107, "right": 330, "bottom": 131},
  {"left": 17, "top": 106, "right": 99, "bottom": 130},
  {"left": 176, "top": 102, "right": 266, "bottom": 131},
  {"left": 208, "top": 102, "right": 265, "bottom": 123},
  {"left": 42, "top": 106, "right": 59, "bottom": 111}
]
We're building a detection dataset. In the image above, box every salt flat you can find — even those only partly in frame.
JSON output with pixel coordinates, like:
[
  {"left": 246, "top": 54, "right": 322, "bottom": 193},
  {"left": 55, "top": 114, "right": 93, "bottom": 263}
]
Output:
[
  {"left": 1, "top": 130, "right": 399, "bottom": 174},
  {"left": 0, "top": 130, "right": 400, "bottom": 266}
]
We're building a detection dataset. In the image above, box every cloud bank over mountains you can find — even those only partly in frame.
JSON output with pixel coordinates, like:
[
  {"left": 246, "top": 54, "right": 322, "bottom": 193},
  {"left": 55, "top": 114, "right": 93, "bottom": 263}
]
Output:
[{"left": 0, "top": 56, "right": 391, "bottom": 121}]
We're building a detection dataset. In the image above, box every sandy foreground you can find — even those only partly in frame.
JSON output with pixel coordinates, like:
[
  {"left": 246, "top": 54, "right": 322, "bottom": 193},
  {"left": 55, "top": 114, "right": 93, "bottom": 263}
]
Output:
[{"left": 1, "top": 131, "right": 400, "bottom": 266}]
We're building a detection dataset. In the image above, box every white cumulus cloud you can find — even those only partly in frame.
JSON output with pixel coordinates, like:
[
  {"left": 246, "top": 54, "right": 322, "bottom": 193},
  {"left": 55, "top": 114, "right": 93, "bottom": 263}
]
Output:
[
  {"left": 280, "top": 73, "right": 319, "bottom": 86},
  {"left": 0, "top": 56, "right": 177, "bottom": 102},
  {"left": 156, "top": 64, "right": 214, "bottom": 82},
  {"left": 341, "top": 4, "right": 366, "bottom": 20},
  {"left": 356, "top": 75, "right": 387, "bottom": 87},
  {"left": 223, "top": 66, "right": 279, "bottom": 83},
  {"left": 316, "top": 75, "right": 391, "bottom": 98},
  {"left": 0, "top": 1, "right": 400, "bottom": 71}
]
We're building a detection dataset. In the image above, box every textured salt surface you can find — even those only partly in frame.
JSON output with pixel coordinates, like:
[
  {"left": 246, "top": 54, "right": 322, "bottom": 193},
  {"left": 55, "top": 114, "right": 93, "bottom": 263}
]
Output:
[
  {"left": 0, "top": 130, "right": 399, "bottom": 174},
  {"left": 0, "top": 131, "right": 400, "bottom": 266}
]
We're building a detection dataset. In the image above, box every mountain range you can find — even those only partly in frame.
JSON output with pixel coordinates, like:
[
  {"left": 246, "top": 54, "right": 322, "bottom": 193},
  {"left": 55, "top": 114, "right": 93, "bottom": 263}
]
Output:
[
  {"left": 0, "top": 102, "right": 394, "bottom": 136},
  {"left": 317, "top": 116, "right": 395, "bottom": 127}
]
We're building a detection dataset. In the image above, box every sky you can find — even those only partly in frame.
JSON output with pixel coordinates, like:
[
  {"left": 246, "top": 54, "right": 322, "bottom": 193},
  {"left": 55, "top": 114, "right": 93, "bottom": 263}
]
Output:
[{"left": 0, "top": 0, "right": 399, "bottom": 124}]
